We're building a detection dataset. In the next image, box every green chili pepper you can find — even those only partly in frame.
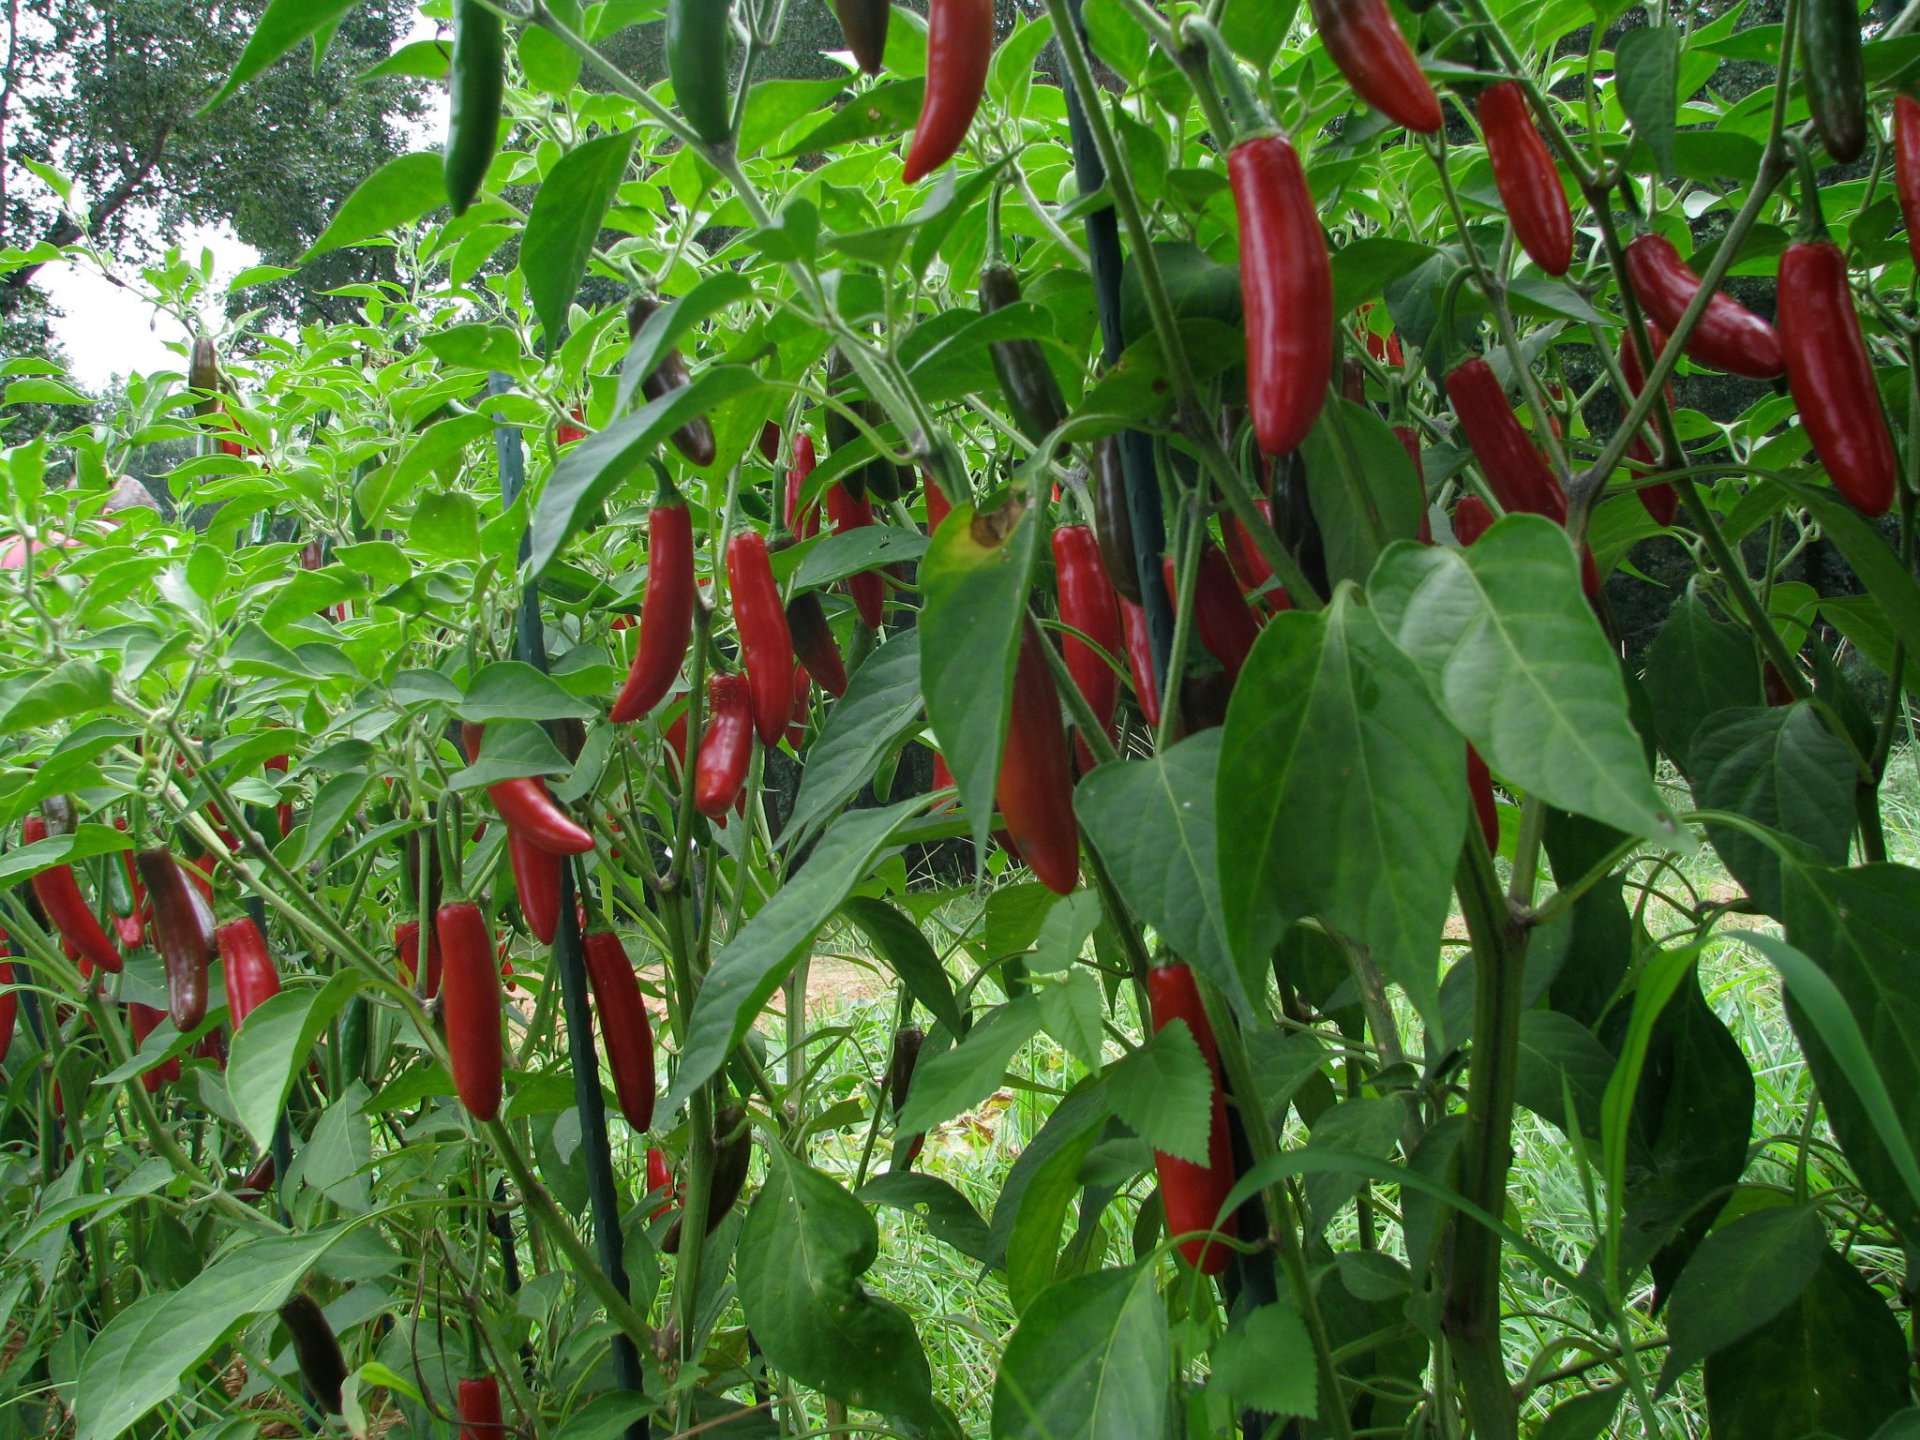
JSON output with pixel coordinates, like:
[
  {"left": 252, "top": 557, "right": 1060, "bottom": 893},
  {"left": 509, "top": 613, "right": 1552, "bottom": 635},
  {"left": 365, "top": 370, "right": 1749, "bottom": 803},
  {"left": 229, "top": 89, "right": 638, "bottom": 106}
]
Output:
[
  {"left": 444, "top": 0, "right": 505, "bottom": 215},
  {"left": 667, "top": 0, "right": 735, "bottom": 147},
  {"left": 1801, "top": 0, "right": 1866, "bottom": 163}
]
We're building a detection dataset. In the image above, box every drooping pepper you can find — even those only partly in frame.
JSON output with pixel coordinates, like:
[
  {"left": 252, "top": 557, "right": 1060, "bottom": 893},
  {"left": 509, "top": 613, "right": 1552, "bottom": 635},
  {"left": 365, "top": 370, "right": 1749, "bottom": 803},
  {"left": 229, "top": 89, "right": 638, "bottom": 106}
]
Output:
[
  {"left": 1801, "top": 0, "right": 1866, "bottom": 163},
  {"left": 611, "top": 470, "right": 696, "bottom": 722},
  {"left": 1778, "top": 222, "right": 1898, "bottom": 518},
  {"left": 138, "top": 849, "right": 212, "bottom": 1032},
  {"left": 1453, "top": 493, "right": 1496, "bottom": 547},
  {"left": 437, "top": 899, "right": 503, "bottom": 1122},
  {"left": 833, "top": 0, "right": 891, "bottom": 73},
  {"left": 581, "top": 929, "right": 657, "bottom": 1132},
  {"left": 215, "top": 917, "right": 280, "bottom": 1030},
  {"left": 662, "top": 1102, "right": 752, "bottom": 1252},
  {"left": 396, "top": 918, "right": 443, "bottom": 998},
  {"left": 1222, "top": 501, "right": 1293, "bottom": 614},
  {"left": 1897, "top": 94, "right": 1920, "bottom": 271},
  {"left": 264, "top": 753, "right": 294, "bottom": 840},
  {"left": 901, "top": 0, "right": 995, "bottom": 184},
  {"left": 507, "top": 829, "right": 562, "bottom": 946},
  {"left": 443, "top": 0, "right": 504, "bottom": 216},
  {"left": 996, "top": 623, "right": 1080, "bottom": 896},
  {"left": 279, "top": 1294, "right": 347, "bottom": 1415},
  {"left": 460, "top": 723, "right": 594, "bottom": 855},
  {"left": 1089, "top": 437, "right": 1143, "bottom": 605},
  {"left": 1476, "top": 81, "right": 1573, "bottom": 277},
  {"left": 825, "top": 347, "right": 905, "bottom": 502},
  {"left": 695, "top": 673, "right": 755, "bottom": 820},
  {"left": 1119, "top": 597, "right": 1161, "bottom": 728},
  {"left": 727, "top": 530, "right": 797, "bottom": 746},
  {"left": 1616, "top": 324, "right": 1680, "bottom": 527},
  {"left": 786, "top": 663, "right": 813, "bottom": 749},
  {"left": 786, "top": 432, "right": 821, "bottom": 539},
  {"left": 1167, "top": 545, "right": 1262, "bottom": 686},
  {"left": 825, "top": 483, "right": 887, "bottom": 629},
  {"left": 1052, "top": 525, "right": 1122, "bottom": 769},
  {"left": 980, "top": 264, "right": 1069, "bottom": 443},
  {"left": 786, "top": 591, "right": 849, "bottom": 696},
  {"left": 1230, "top": 134, "right": 1334, "bottom": 457},
  {"left": 665, "top": 0, "right": 734, "bottom": 147},
  {"left": 1144, "top": 963, "right": 1238, "bottom": 1275},
  {"left": 625, "top": 296, "right": 718, "bottom": 467},
  {"left": 458, "top": 1375, "right": 505, "bottom": 1440},
  {"left": 1309, "top": 0, "right": 1443, "bottom": 133},
  {"left": 1623, "top": 234, "right": 1784, "bottom": 380},
  {"left": 646, "top": 1145, "right": 677, "bottom": 1220},
  {"left": 925, "top": 475, "right": 953, "bottom": 535},
  {"left": 23, "top": 815, "right": 122, "bottom": 974},
  {"left": 889, "top": 1026, "right": 927, "bottom": 1168}
]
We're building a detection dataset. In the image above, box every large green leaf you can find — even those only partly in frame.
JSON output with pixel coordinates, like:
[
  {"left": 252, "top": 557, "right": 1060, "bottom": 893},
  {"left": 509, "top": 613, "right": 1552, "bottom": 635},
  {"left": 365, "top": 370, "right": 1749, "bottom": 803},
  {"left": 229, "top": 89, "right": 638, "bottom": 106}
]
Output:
[
  {"left": 521, "top": 130, "right": 638, "bottom": 342},
  {"left": 1659, "top": 1205, "right": 1828, "bottom": 1391},
  {"left": 1104, "top": 1019, "right": 1213, "bottom": 1165},
  {"left": 226, "top": 971, "right": 363, "bottom": 1150},
  {"left": 1074, "top": 732, "right": 1244, "bottom": 1018},
  {"left": 896, "top": 998, "right": 1040, "bottom": 1134},
  {"left": 661, "top": 797, "right": 921, "bottom": 1117},
  {"left": 839, "top": 895, "right": 964, "bottom": 1038},
  {"left": 737, "top": 1150, "right": 938, "bottom": 1422},
  {"left": 1640, "top": 588, "right": 1762, "bottom": 774},
  {"left": 1778, "top": 866, "right": 1920, "bottom": 1238},
  {"left": 74, "top": 1228, "right": 349, "bottom": 1440},
  {"left": 1369, "top": 516, "right": 1683, "bottom": 846},
  {"left": 1217, "top": 590, "right": 1464, "bottom": 1025},
  {"left": 302, "top": 152, "right": 446, "bottom": 259},
  {"left": 1301, "top": 401, "right": 1425, "bottom": 587},
  {"left": 1703, "top": 1248, "right": 1908, "bottom": 1440},
  {"left": 1616, "top": 25, "right": 1682, "bottom": 177},
  {"left": 785, "top": 631, "right": 923, "bottom": 848},
  {"left": 1689, "top": 704, "right": 1855, "bottom": 917},
  {"left": 920, "top": 500, "right": 1043, "bottom": 855},
  {"left": 990, "top": 1265, "right": 1170, "bottom": 1440}
]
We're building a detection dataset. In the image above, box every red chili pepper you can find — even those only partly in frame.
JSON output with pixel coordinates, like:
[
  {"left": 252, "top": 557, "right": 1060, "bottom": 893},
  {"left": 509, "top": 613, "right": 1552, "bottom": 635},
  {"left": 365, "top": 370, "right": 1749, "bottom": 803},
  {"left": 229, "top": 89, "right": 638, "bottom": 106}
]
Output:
[
  {"left": 1778, "top": 237, "right": 1898, "bottom": 518},
  {"left": 1167, "top": 546, "right": 1262, "bottom": 685},
  {"left": 930, "top": 749, "right": 957, "bottom": 808},
  {"left": 1466, "top": 744, "right": 1499, "bottom": 854},
  {"left": 216, "top": 917, "right": 280, "bottom": 1029},
  {"left": 235, "top": 1152, "right": 276, "bottom": 1200},
  {"left": 0, "top": 970, "right": 13, "bottom": 1067},
  {"left": 786, "top": 432, "right": 821, "bottom": 539},
  {"left": 825, "top": 482, "right": 886, "bottom": 629},
  {"left": 1119, "top": 597, "right": 1161, "bottom": 728},
  {"left": 664, "top": 707, "right": 690, "bottom": 779},
  {"left": 460, "top": 723, "right": 594, "bottom": 856},
  {"left": 129, "top": 1002, "right": 181, "bottom": 1091},
  {"left": 138, "top": 849, "right": 213, "bottom": 1033},
  {"left": 726, "top": 530, "right": 797, "bottom": 746},
  {"left": 396, "top": 919, "right": 444, "bottom": 998},
  {"left": 1623, "top": 234, "right": 1784, "bottom": 379},
  {"left": 457, "top": 1374, "right": 504, "bottom": 1440},
  {"left": 646, "top": 1145, "right": 677, "bottom": 1220},
  {"left": 1453, "top": 494, "right": 1496, "bottom": 547},
  {"left": 557, "top": 407, "right": 589, "bottom": 447},
  {"left": 611, "top": 473, "right": 696, "bottom": 723},
  {"left": 1052, "top": 525, "right": 1122, "bottom": 770},
  {"left": 23, "top": 815, "right": 122, "bottom": 974},
  {"left": 787, "top": 663, "right": 812, "bottom": 749},
  {"left": 900, "top": 0, "right": 994, "bottom": 184},
  {"left": 926, "top": 477, "right": 953, "bottom": 534},
  {"left": 1616, "top": 324, "right": 1680, "bottom": 526},
  {"left": 1309, "top": 0, "right": 1442, "bottom": 132},
  {"left": 695, "top": 673, "right": 755, "bottom": 820},
  {"left": 786, "top": 591, "right": 849, "bottom": 697},
  {"left": 582, "top": 929, "right": 657, "bottom": 1132},
  {"left": 997, "top": 624, "right": 1080, "bottom": 895},
  {"left": 265, "top": 754, "right": 293, "bottom": 839},
  {"left": 1231, "top": 134, "right": 1334, "bottom": 457},
  {"left": 1476, "top": 82, "right": 1572, "bottom": 277},
  {"left": 1144, "top": 962, "right": 1238, "bottom": 1275},
  {"left": 437, "top": 900, "right": 502, "bottom": 1122},
  {"left": 1898, "top": 94, "right": 1920, "bottom": 271},
  {"left": 1444, "top": 359, "right": 1568, "bottom": 523},
  {"left": 508, "top": 829, "right": 562, "bottom": 946},
  {"left": 757, "top": 419, "right": 782, "bottom": 464}
]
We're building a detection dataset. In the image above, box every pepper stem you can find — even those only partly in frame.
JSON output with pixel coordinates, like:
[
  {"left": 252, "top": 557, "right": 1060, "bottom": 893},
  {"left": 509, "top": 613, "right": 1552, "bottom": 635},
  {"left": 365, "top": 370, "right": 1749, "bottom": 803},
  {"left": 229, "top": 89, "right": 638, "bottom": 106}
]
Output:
[
  {"left": 1178, "top": 16, "right": 1268, "bottom": 140},
  {"left": 648, "top": 456, "right": 683, "bottom": 507},
  {"left": 1787, "top": 132, "right": 1830, "bottom": 240}
]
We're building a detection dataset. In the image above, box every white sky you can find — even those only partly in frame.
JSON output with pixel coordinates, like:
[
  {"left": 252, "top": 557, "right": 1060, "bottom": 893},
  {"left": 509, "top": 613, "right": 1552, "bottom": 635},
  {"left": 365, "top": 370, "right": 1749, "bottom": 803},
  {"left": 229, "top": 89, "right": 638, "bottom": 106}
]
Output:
[{"left": 39, "top": 15, "right": 445, "bottom": 391}]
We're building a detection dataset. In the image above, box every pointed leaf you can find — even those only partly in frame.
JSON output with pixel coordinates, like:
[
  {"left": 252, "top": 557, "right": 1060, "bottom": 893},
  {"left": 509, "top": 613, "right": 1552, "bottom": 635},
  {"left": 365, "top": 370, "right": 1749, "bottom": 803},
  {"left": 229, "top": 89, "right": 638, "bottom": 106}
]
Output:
[
  {"left": 896, "top": 998, "right": 1040, "bottom": 1135},
  {"left": 1105, "top": 1019, "right": 1213, "bottom": 1165},
  {"left": 226, "top": 972, "right": 363, "bottom": 1150},
  {"left": 522, "top": 130, "right": 639, "bottom": 342},
  {"left": 302, "top": 152, "right": 446, "bottom": 259},
  {"left": 786, "top": 632, "right": 924, "bottom": 847},
  {"left": 1659, "top": 1205, "right": 1828, "bottom": 1391},
  {"left": 991, "top": 1266, "right": 1170, "bottom": 1440}
]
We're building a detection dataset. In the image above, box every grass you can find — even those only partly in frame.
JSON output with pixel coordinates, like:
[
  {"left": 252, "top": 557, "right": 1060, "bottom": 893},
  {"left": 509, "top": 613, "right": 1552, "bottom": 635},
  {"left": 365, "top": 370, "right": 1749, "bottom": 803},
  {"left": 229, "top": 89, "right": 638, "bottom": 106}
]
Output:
[{"left": 711, "top": 756, "right": 1920, "bottom": 1438}]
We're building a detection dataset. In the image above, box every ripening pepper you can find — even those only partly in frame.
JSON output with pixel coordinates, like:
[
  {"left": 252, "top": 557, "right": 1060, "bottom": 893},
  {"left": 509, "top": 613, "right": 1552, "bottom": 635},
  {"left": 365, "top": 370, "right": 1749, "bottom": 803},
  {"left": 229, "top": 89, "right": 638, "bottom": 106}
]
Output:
[
  {"left": 646, "top": 1145, "right": 677, "bottom": 1220},
  {"left": 980, "top": 264, "right": 1069, "bottom": 443},
  {"left": 138, "top": 849, "right": 213, "bottom": 1033},
  {"left": 1624, "top": 234, "right": 1784, "bottom": 380},
  {"left": 582, "top": 929, "right": 656, "bottom": 1132},
  {"left": 1230, "top": 134, "right": 1333, "bottom": 457},
  {"left": 786, "top": 432, "right": 821, "bottom": 538},
  {"left": 1089, "top": 437, "right": 1144, "bottom": 605},
  {"left": 787, "top": 590, "right": 849, "bottom": 696},
  {"left": 1616, "top": 324, "right": 1681, "bottom": 527},
  {"left": 889, "top": 1026, "right": 927, "bottom": 1168},
  {"left": 458, "top": 1375, "right": 505, "bottom": 1440},
  {"left": 437, "top": 899, "right": 503, "bottom": 1122},
  {"left": 826, "top": 483, "right": 887, "bottom": 629},
  {"left": 396, "top": 918, "right": 443, "bottom": 998},
  {"left": 695, "top": 674, "right": 755, "bottom": 820},
  {"left": 1476, "top": 82, "right": 1573, "bottom": 277},
  {"left": 611, "top": 470, "right": 696, "bottom": 722},
  {"left": 280, "top": 1294, "right": 347, "bottom": 1415},
  {"left": 1801, "top": 0, "right": 1867, "bottom": 163},
  {"left": 662, "top": 1102, "right": 752, "bottom": 1251},
  {"left": 996, "top": 624, "right": 1080, "bottom": 895},
  {"left": 1167, "top": 546, "right": 1262, "bottom": 686},
  {"left": 1145, "top": 963, "right": 1238, "bottom": 1274},
  {"left": 833, "top": 0, "right": 890, "bottom": 73},
  {"left": 215, "top": 917, "right": 280, "bottom": 1029},
  {"left": 625, "top": 296, "right": 718, "bottom": 466},
  {"left": 727, "top": 530, "right": 797, "bottom": 746},
  {"left": 901, "top": 0, "right": 995, "bottom": 183}
]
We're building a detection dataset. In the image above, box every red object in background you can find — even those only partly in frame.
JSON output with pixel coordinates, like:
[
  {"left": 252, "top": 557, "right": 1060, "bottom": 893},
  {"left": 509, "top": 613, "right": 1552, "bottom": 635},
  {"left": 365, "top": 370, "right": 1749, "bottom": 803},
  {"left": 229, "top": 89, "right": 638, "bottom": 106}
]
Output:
[
  {"left": 786, "top": 433, "right": 821, "bottom": 539},
  {"left": 1119, "top": 598, "right": 1160, "bottom": 729},
  {"left": 457, "top": 1375, "right": 505, "bottom": 1440},
  {"left": 129, "top": 1002, "right": 181, "bottom": 1091},
  {"left": 395, "top": 919, "right": 444, "bottom": 998},
  {"left": 557, "top": 407, "right": 589, "bottom": 447},
  {"left": 1167, "top": 547, "right": 1261, "bottom": 686},
  {"left": 24, "top": 814, "right": 123, "bottom": 974},
  {"left": 825, "top": 483, "right": 886, "bottom": 628},
  {"left": 611, "top": 476, "right": 696, "bottom": 723},
  {"left": 1230, "top": 133, "right": 1333, "bottom": 456},
  {"left": 727, "top": 531, "right": 797, "bottom": 746},
  {"left": 508, "top": 830, "right": 562, "bottom": 946},
  {"left": 216, "top": 917, "right": 280, "bottom": 1029},
  {"left": 1144, "top": 963, "right": 1238, "bottom": 1275},
  {"left": 1052, "top": 525, "right": 1122, "bottom": 771},
  {"left": 1466, "top": 745, "right": 1500, "bottom": 854},
  {"left": 1477, "top": 81, "right": 1573, "bottom": 276},
  {"left": 646, "top": 1146, "right": 678, "bottom": 1220}
]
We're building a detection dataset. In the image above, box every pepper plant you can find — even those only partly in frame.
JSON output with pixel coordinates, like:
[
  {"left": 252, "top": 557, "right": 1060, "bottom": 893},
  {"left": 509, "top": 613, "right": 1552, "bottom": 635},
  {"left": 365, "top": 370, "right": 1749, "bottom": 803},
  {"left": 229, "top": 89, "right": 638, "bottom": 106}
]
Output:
[{"left": 4, "top": 0, "right": 1920, "bottom": 1435}]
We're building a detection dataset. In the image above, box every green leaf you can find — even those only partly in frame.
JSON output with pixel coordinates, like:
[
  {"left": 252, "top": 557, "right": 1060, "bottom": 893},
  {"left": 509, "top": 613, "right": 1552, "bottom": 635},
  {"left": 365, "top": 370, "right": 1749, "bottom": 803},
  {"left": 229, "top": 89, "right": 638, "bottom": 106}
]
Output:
[
  {"left": 1, "top": 661, "right": 114, "bottom": 734},
  {"left": 662, "top": 798, "right": 921, "bottom": 1117},
  {"left": 785, "top": 632, "right": 923, "bottom": 847},
  {"left": 1105, "top": 1019, "right": 1214, "bottom": 1164},
  {"left": 789, "top": 526, "right": 928, "bottom": 590},
  {"left": 858, "top": 1172, "right": 994, "bottom": 1264},
  {"left": 205, "top": 0, "right": 363, "bottom": 110},
  {"left": 1641, "top": 589, "right": 1762, "bottom": 773},
  {"left": 1221, "top": 0, "right": 1291, "bottom": 67},
  {"left": 896, "top": 998, "right": 1040, "bottom": 1135},
  {"left": 1035, "top": 969, "right": 1105, "bottom": 1071},
  {"left": 1704, "top": 1248, "right": 1909, "bottom": 1440},
  {"left": 522, "top": 130, "right": 638, "bottom": 342},
  {"left": 1369, "top": 516, "right": 1684, "bottom": 847},
  {"left": 1659, "top": 1205, "right": 1828, "bottom": 1391},
  {"left": 1512, "top": 1010, "right": 1614, "bottom": 1139},
  {"left": 738, "top": 1150, "right": 937, "bottom": 1422},
  {"left": 840, "top": 895, "right": 964, "bottom": 1039},
  {"left": 226, "top": 972, "right": 363, "bottom": 1150},
  {"left": 1331, "top": 236, "right": 1440, "bottom": 317},
  {"left": 1218, "top": 591, "right": 1464, "bottom": 1026},
  {"left": 1002, "top": 1104, "right": 1104, "bottom": 1310},
  {"left": 921, "top": 500, "right": 1043, "bottom": 856},
  {"left": 302, "top": 152, "right": 446, "bottom": 259},
  {"left": 5, "top": 377, "right": 92, "bottom": 405},
  {"left": 297, "top": 772, "right": 371, "bottom": 865},
  {"left": 1791, "top": 482, "right": 1920, "bottom": 663},
  {"left": 1537, "top": 1387, "right": 1623, "bottom": 1440},
  {"left": 1689, "top": 705, "right": 1855, "bottom": 917},
  {"left": 1772, "top": 872, "right": 1920, "bottom": 1237},
  {"left": 1301, "top": 400, "right": 1426, "bottom": 586},
  {"left": 0, "top": 823, "right": 128, "bottom": 887},
  {"left": 530, "top": 365, "right": 762, "bottom": 577},
  {"left": 1208, "top": 1304, "right": 1318, "bottom": 1418},
  {"left": 459, "top": 661, "right": 597, "bottom": 724},
  {"left": 1617, "top": 25, "right": 1682, "bottom": 177},
  {"left": 74, "top": 1228, "right": 350, "bottom": 1440},
  {"left": 990, "top": 1266, "right": 1170, "bottom": 1440}
]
